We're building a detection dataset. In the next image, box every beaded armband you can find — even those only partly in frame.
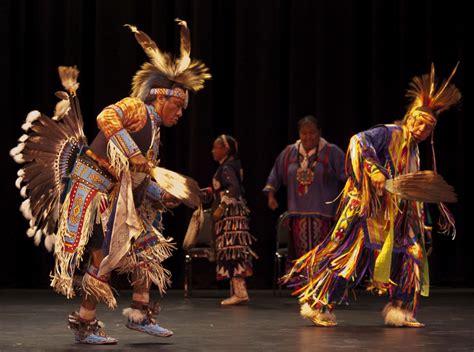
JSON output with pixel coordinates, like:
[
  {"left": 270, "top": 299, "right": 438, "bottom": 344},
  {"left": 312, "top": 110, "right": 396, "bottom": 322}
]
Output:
[{"left": 109, "top": 128, "right": 142, "bottom": 159}]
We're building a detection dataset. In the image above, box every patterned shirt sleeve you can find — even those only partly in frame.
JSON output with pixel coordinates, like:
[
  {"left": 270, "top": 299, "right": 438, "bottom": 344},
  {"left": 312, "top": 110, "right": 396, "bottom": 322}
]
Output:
[{"left": 97, "top": 97, "right": 148, "bottom": 140}]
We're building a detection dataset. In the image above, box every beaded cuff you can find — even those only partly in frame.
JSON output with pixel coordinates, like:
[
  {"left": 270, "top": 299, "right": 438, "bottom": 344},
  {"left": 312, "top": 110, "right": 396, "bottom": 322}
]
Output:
[{"left": 109, "top": 128, "right": 142, "bottom": 159}]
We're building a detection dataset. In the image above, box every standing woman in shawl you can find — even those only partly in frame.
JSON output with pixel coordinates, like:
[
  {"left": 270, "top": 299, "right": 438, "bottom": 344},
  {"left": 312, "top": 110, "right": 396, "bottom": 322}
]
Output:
[{"left": 206, "top": 135, "right": 257, "bottom": 305}]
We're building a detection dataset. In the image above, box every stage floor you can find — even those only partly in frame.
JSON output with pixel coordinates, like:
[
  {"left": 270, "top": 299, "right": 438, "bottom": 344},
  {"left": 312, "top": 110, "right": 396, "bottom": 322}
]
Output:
[{"left": 1, "top": 288, "right": 473, "bottom": 351}]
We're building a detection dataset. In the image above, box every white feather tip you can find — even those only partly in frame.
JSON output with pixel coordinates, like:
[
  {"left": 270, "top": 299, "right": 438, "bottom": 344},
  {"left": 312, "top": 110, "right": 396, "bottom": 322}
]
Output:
[
  {"left": 26, "top": 226, "right": 37, "bottom": 238},
  {"left": 44, "top": 234, "right": 55, "bottom": 252},
  {"left": 15, "top": 176, "right": 23, "bottom": 189},
  {"left": 175, "top": 18, "right": 187, "bottom": 27},
  {"left": 26, "top": 111, "right": 41, "bottom": 123},
  {"left": 10, "top": 143, "right": 25, "bottom": 156},
  {"left": 124, "top": 24, "right": 138, "bottom": 33},
  {"left": 34, "top": 229, "right": 42, "bottom": 246},
  {"left": 20, "top": 186, "right": 28, "bottom": 198},
  {"left": 13, "top": 154, "right": 25, "bottom": 163},
  {"left": 20, "top": 199, "right": 33, "bottom": 220},
  {"left": 18, "top": 134, "right": 29, "bottom": 143}
]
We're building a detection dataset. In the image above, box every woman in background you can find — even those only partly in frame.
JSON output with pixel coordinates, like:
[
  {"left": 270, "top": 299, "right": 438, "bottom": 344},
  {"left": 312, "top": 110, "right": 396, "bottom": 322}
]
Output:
[{"left": 204, "top": 135, "right": 257, "bottom": 305}]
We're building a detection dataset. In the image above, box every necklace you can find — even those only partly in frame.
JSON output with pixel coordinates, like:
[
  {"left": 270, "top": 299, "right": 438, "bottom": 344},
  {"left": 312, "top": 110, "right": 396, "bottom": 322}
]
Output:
[{"left": 296, "top": 143, "right": 318, "bottom": 196}]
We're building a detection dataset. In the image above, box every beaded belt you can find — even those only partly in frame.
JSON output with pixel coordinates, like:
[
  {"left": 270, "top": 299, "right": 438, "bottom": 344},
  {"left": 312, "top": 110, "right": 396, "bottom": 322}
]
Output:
[{"left": 70, "top": 155, "right": 115, "bottom": 193}]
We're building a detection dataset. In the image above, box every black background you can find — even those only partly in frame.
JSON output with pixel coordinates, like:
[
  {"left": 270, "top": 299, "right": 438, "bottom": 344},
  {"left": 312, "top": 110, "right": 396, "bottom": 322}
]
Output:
[{"left": 0, "top": 0, "right": 469, "bottom": 290}]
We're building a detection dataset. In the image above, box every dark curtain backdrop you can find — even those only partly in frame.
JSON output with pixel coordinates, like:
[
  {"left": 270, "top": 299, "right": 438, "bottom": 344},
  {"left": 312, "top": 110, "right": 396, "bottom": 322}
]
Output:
[{"left": 0, "top": 0, "right": 469, "bottom": 289}]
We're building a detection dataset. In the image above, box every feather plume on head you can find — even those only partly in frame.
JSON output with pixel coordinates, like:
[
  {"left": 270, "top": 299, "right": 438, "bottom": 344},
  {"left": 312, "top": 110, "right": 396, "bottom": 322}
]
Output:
[
  {"left": 125, "top": 19, "right": 211, "bottom": 105},
  {"left": 403, "top": 63, "right": 462, "bottom": 239},
  {"left": 404, "top": 62, "right": 461, "bottom": 122}
]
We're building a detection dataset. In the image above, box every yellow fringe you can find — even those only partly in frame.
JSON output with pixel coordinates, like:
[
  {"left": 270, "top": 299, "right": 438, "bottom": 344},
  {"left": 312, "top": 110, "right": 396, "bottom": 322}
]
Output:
[
  {"left": 331, "top": 229, "right": 365, "bottom": 279},
  {"left": 292, "top": 230, "right": 364, "bottom": 306},
  {"left": 347, "top": 136, "right": 382, "bottom": 216},
  {"left": 82, "top": 272, "right": 117, "bottom": 309}
]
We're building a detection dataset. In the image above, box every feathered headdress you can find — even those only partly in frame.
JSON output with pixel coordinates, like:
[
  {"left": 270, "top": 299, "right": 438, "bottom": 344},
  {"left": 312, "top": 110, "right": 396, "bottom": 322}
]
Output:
[
  {"left": 404, "top": 63, "right": 462, "bottom": 239},
  {"left": 405, "top": 62, "right": 461, "bottom": 120},
  {"left": 126, "top": 19, "right": 211, "bottom": 106}
]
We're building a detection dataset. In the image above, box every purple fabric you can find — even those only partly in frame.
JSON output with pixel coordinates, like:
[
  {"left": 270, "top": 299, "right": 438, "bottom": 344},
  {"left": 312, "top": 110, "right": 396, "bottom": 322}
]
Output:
[{"left": 264, "top": 142, "right": 346, "bottom": 217}]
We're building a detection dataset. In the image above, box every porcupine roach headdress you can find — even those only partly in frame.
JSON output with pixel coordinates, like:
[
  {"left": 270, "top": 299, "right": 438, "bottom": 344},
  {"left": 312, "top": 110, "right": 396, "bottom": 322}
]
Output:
[
  {"left": 10, "top": 66, "right": 87, "bottom": 251},
  {"left": 126, "top": 18, "right": 211, "bottom": 107},
  {"left": 401, "top": 63, "right": 461, "bottom": 237},
  {"left": 405, "top": 62, "right": 461, "bottom": 121}
]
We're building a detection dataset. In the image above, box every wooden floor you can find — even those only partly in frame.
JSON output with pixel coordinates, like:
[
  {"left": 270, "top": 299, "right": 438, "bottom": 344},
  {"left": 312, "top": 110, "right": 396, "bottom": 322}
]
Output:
[{"left": 0, "top": 288, "right": 473, "bottom": 351}]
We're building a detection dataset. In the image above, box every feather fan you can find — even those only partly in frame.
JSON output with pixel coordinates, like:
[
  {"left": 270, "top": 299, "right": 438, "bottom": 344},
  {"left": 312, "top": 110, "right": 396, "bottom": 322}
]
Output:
[
  {"left": 150, "top": 167, "right": 201, "bottom": 209},
  {"left": 385, "top": 171, "right": 457, "bottom": 203}
]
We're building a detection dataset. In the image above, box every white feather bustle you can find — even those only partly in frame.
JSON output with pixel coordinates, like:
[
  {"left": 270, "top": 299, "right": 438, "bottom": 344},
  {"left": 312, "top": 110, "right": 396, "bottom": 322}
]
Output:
[
  {"left": 26, "top": 226, "right": 37, "bottom": 238},
  {"left": 44, "top": 234, "right": 55, "bottom": 252},
  {"left": 20, "top": 186, "right": 28, "bottom": 198},
  {"left": 20, "top": 199, "right": 33, "bottom": 220},
  {"left": 53, "top": 100, "right": 70, "bottom": 121},
  {"left": 34, "top": 229, "right": 42, "bottom": 246},
  {"left": 9, "top": 143, "right": 25, "bottom": 156},
  {"left": 15, "top": 176, "right": 23, "bottom": 189},
  {"left": 26, "top": 110, "right": 41, "bottom": 123},
  {"left": 13, "top": 154, "right": 25, "bottom": 163},
  {"left": 18, "top": 134, "right": 29, "bottom": 143},
  {"left": 21, "top": 122, "right": 32, "bottom": 131},
  {"left": 21, "top": 111, "right": 40, "bottom": 131}
]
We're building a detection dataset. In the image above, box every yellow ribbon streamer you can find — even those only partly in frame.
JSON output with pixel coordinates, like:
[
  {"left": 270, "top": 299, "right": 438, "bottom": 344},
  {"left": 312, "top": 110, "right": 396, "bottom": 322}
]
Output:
[{"left": 373, "top": 199, "right": 395, "bottom": 284}]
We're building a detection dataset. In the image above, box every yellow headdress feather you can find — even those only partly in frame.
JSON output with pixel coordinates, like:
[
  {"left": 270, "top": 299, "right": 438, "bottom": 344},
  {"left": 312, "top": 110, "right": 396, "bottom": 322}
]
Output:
[{"left": 405, "top": 62, "right": 461, "bottom": 118}]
